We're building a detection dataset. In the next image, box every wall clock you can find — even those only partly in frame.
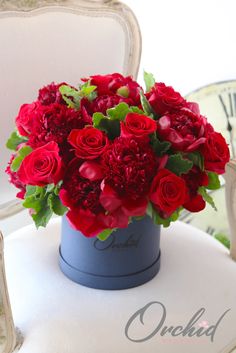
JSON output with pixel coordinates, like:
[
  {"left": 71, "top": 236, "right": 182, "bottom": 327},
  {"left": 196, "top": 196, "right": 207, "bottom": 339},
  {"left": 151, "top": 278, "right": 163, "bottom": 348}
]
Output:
[{"left": 183, "top": 80, "right": 236, "bottom": 241}]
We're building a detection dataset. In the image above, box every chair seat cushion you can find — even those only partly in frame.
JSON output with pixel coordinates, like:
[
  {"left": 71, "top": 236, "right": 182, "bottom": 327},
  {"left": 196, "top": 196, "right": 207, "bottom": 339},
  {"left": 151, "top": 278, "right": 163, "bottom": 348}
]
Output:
[{"left": 4, "top": 219, "right": 236, "bottom": 353}]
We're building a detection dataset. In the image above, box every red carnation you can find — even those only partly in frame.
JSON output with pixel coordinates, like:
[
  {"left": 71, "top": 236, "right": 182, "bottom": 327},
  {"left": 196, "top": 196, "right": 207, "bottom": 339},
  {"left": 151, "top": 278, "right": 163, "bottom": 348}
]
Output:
[
  {"left": 5, "top": 156, "right": 26, "bottom": 199},
  {"left": 28, "top": 103, "right": 86, "bottom": 151},
  {"left": 156, "top": 108, "right": 206, "bottom": 152},
  {"left": 38, "top": 82, "right": 66, "bottom": 106},
  {"left": 102, "top": 137, "right": 158, "bottom": 199},
  {"left": 147, "top": 82, "right": 186, "bottom": 116}
]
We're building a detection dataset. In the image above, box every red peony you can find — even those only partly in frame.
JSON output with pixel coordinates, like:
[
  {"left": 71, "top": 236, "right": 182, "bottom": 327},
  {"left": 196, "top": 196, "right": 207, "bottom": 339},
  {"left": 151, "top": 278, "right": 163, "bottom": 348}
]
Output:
[
  {"left": 121, "top": 112, "right": 157, "bottom": 139},
  {"left": 146, "top": 82, "right": 186, "bottom": 116},
  {"left": 150, "top": 169, "right": 188, "bottom": 217},
  {"left": 17, "top": 141, "right": 63, "bottom": 187},
  {"left": 202, "top": 130, "right": 230, "bottom": 174},
  {"left": 15, "top": 102, "right": 40, "bottom": 137},
  {"left": 84, "top": 73, "right": 141, "bottom": 105},
  {"left": 156, "top": 108, "right": 206, "bottom": 152},
  {"left": 68, "top": 126, "right": 109, "bottom": 160}
]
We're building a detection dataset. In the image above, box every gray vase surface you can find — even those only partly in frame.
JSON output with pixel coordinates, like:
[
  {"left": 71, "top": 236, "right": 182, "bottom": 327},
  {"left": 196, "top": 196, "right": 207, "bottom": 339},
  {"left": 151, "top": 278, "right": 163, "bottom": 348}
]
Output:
[{"left": 59, "top": 215, "right": 161, "bottom": 290}]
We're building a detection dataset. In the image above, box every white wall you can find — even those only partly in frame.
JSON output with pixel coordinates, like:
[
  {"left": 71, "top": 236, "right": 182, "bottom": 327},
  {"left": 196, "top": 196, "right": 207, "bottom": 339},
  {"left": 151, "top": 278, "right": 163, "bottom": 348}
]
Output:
[{"left": 122, "top": 0, "right": 236, "bottom": 95}]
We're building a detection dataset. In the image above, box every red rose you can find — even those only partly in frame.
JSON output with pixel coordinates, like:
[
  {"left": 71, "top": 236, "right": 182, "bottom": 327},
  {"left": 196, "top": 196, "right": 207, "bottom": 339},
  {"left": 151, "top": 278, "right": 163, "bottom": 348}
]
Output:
[
  {"left": 68, "top": 126, "right": 109, "bottom": 159},
  {"left": 83, "top": 73, "right": 141, "bottom": 105},
  {"left": 121, "top": 113, "right": 157, "bottom": 138},
  {"left": 156, "top": 108, "right": 206, "bottom": 152},
  {"left": 150, "top": 169, "right": 188, "bottom": 216},
  {"left": 182, "top": 167, "right": 209, "bottom": 212},
  {"left": 202, "top": 131, "right": 230, "bottom": 174},
  {"left": 17, "top": 141, "right": 63, "bottom": 186},
  {"left": 15, "top": 102, "right": 40, "bottom": 137},
  {"left": 146, "top": 82, "right": 186, "bottom": 115}
]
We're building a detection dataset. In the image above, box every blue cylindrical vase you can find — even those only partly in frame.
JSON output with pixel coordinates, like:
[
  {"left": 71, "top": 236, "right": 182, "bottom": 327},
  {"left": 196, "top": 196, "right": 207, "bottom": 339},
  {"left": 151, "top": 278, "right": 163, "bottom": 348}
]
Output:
[{"left": 59, "top": 215, "right": 161, "bottom": 290}]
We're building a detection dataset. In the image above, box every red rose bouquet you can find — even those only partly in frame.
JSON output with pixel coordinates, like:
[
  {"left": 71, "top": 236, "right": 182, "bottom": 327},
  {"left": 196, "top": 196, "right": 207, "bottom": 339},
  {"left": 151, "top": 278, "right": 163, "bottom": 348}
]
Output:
[{"left": 6, "top": 73, "right": 230, "bottom": 240}]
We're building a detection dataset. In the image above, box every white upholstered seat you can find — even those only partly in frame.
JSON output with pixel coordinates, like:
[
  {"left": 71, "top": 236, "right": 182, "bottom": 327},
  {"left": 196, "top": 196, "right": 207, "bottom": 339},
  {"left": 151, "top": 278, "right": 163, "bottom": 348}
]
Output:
[{"left": 4, "top": 219, "right": 236, "bottom": 353}]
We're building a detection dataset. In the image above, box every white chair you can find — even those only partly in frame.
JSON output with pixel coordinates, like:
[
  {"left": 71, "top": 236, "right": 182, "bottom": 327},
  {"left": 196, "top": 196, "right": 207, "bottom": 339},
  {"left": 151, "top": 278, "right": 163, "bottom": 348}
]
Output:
[{"left": 1, "top": 1, "right": 236, "bottom": 353}]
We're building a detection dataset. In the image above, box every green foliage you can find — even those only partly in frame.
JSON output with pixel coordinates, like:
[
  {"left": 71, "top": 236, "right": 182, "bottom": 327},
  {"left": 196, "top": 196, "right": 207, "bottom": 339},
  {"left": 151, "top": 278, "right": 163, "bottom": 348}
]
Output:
[
  {"left": 6, "top": 131, "right": 28, "bottom": 151},
  {"left": 129, "top": 106, "right": 145, "bottom": 114},
  {"left": 206, "top": 172, "right": 221, "bottom": 190},
  {"left": 10, "top": 145, "right": 32, "bottom": 172},
  {"left": 143, "top": 71, "right": 155, "bottom": 92},
  {"left": 92, "top": 103, "right": 133, "bottom": 139},
  {"left": 97, "top": 228, "right": 114, "bottom": 241},
  {"left": 147, "top": 202, "right": 182, "bottom": 227},
  {"left": 166, "top": 154, "right": 193, "bottom": 176},
  {"left": 23, "top": 184, "right": 67, "bottom": 228},
  {"left": 198, "top": 186, "right": 217, "bottom": 211},
  {"left": 60, "top": 81, "right": 97, "bottom": 109},
  {"left": 59, "top": 85, "right": 81, "bottom": 109},
  {"left": 106, "top": 102, "right": 130, "bottom": 120},
  {"left": 140, "top": 90, "right": 156, "bottom": 118},
  {"left": 79, "top": 80, "right": 97, "bottom": 101},
  {"left": 186, "top": 152, "right": 204, "bottom": 171},
  {"left": 152, "top": 137, "right": 171, "bottom": 157},
  {"left": 214, "top": 233, "right": 230, "bottom": 249}
]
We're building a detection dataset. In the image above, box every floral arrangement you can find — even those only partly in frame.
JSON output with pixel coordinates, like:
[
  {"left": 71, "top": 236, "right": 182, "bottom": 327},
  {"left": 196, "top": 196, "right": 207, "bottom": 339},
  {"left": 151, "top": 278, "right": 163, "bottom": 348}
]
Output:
[{"left": 6, "top": 72, "right": 230, "bottom": 240}]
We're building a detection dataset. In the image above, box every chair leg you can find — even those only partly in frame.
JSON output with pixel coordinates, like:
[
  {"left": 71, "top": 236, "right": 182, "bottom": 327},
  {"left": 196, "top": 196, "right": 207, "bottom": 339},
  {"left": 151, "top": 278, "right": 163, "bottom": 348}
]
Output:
[
  {"left": 0, "top": 231, "right": 23, "bottom": 352},
  {"left": 225, "top": 161, "right": 236, "bottom": 261}
]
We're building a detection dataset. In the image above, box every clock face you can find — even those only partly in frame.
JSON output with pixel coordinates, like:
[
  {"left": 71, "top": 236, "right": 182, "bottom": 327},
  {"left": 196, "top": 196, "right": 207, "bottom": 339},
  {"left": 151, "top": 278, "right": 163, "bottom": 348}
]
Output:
[{"left": 181, "top": 80, "right": 236, "bottom": 238}]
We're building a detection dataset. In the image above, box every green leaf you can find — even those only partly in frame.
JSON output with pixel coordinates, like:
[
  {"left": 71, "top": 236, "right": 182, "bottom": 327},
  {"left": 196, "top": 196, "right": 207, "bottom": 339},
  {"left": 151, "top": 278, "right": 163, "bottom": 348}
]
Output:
[
  {"left": 166, "top": 154, "right": 193, "bottom": 176},
  {"left": 48, "top": 193, "right": 67, "bottom": 216},
  {"left": 214, "top": 233, "right": 230, "bottom": 249},
  {"left": 152, "top": 137, "right": 171, "bottom": 157},
  {"left": 92, "top": 112, "right": 120, "bottom": 139},
  {"left": 59, "top": 85, "right": 81, "bottom": 109},
  {"left": 10, "top": 145, "right": 33, "bottom": 172},
  {"left": 140, "top": 90, "right": 156, "bottom": 118},
  {"left": 79, "top": 81, "right": 97, "bottom": 101},
  {"left": 46, "top": 184, "right": 55, "bottom": 193},
  {"left": 6, "top": 131, "right": 28, "bottom": 151},
  {"left": 23, "top": 196, "right": 45, "bottom": 213},
  {"left": 97, "top": 228, "right": 114, "bottom": 241},
  {"left": 186, "top": 152, "right": 204, "bottom": 171},
  {"left": 143, "top": 71, "right": 155, "bottom": 92},
  {"left": 206, "top": 172, "right": 221, "bottom": 190},
  {"left": 106, "top": 102, "right": 130, "bottom": 121},
  {"left": 32, "top": 206, "right": 53, "bottom": 228},
  {"left": 198, "top": 186, "right": 217, "bottom": 211},
  {"left": 147, "top": 202, "right": 182, "bottom": 227},
  {"left": 129, "top": 106, "right": 145, "bottom": 114},
  {"left": 25, "top": 185, "right": 37, "bottom": 198}
]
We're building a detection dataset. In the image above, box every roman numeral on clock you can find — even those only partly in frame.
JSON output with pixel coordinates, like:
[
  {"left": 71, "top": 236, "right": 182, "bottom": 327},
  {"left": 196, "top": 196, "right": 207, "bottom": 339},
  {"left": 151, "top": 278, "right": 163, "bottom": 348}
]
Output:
[{"left": 218, "top": 93, "right": 235, "bottom": 158}]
